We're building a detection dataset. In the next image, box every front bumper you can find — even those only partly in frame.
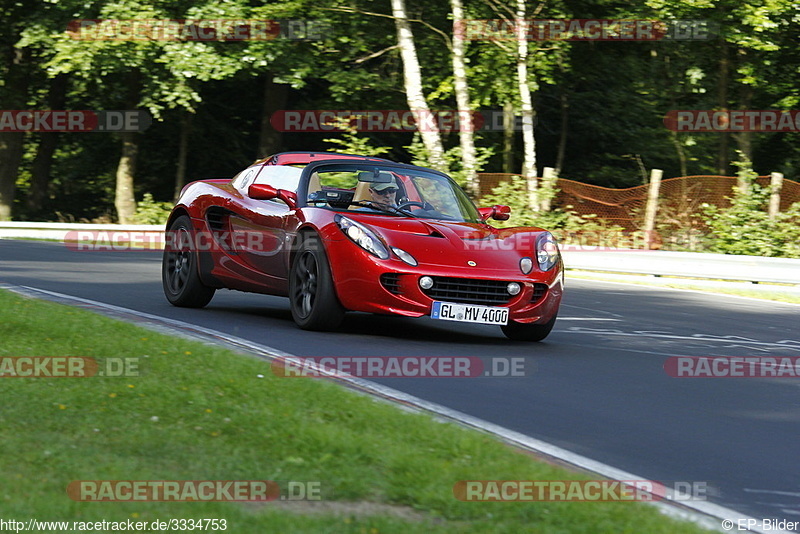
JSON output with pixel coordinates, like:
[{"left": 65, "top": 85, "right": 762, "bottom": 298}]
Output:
[{"left": 326, "top": 242, "right": 563, "bottom": 325}]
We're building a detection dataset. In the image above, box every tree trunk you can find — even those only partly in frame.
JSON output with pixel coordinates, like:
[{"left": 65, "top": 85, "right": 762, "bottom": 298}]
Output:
[
  {"left": 734, "top": 131, "right": 753, "bottom": 170},
  {"left": 450, "top": 0, "right": 478, "bottom": 196},
  {"left": 670, "top": 130, "right": 688, "bottom": 178},
  {"left": 515, "top": 0, "right": 538, "bottom": 210},
  {"left": 716, "top": 42, "right": 729, "bottom": 175},
  {"left": 733, "top": 82, "right": 754, "bottom": 166},
  {"left": 28, "top": 74, "right": 69, "bottom": 214},
  {"left": 555, "top": 90, "right": 568, "bottom": 175},
  {"left": 390, "top": 0, "right": 448, "bottom": 172},
  {"left": 258, "top": 73, "right": 287, "bottom": 158},
  {"left": 0, "top": 47, "right": 31, "bottom": 221},
  {"left": 661, "top": 50, "right": 687, "bottom": 178},
  {"left": 173, "top": 112, "right": 192, "bottom": 201},
  {"left": 502, "top": 100, "right": 515, "bottom": 173},
  {"left": 113, "top": 75, "right": 142, "bottom": 224},
  {"left": 115, "top": 132, "right": 139, "bottom": 224},
  {"left": 0, "top": 132, "right": 25, "bottom": 221}
]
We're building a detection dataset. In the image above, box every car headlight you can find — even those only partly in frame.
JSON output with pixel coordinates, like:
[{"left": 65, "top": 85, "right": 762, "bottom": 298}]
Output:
[
  {"left": 536, "top": 232, "right": 560, "bottom": 271},
  {"left": 335, "top": 215, "right": 390, "bottom": 260}
]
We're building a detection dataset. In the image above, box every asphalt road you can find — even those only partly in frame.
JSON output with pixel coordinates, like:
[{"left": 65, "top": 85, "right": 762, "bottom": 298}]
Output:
[{"left": 2, "top": 240, "right": 799, "bottom": 526}]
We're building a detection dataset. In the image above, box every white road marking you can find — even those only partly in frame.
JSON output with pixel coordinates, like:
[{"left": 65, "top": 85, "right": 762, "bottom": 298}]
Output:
[
  {"left": 744, "top": 489, "right": 800, "bottom": 498},
  {"left": 566, "top": 327, "right": 800, "bottom": 351},
  {"left": 560, "top": 303, "right": 625, "bottom": 318},
  {"left": 556, "top": 317, "right": 621, "bottom": 321}
]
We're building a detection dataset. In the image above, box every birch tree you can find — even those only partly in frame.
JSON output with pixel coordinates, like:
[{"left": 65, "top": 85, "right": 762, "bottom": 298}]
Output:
[
  {"left": 515, "top": 0, "right": 538, "bottom": 210},
  {"left": 390, "top": 0, "right": 448, "bottom": 172},
  {"left": 450, "top": 0, "right": 479, "bottom": 195}
]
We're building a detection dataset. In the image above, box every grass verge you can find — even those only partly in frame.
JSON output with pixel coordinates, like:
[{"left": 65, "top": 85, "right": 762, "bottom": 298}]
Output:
[{"left": 0, "top": 288, "right": 713, "bottom": 533}]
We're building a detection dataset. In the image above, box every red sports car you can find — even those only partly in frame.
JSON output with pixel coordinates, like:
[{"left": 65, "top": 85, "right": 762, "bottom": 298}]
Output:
[{"left": 162, "top": 152, "right": 563, "bottom": 341}]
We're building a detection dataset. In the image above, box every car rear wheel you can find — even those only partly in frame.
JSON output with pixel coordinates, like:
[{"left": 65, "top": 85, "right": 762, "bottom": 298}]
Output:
[
  {"left": 290, "top": 235, "right": 344, "bottom": 330},
  {"left": 501, "top": 314, "right": 557, "bottom": 342},
  {"left": 162, "top": 215, "right": 215, "bottom": 308}
]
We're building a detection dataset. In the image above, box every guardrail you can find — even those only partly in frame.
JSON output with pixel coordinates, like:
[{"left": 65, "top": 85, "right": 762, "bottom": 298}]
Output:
[
  {"left": 560, "top": 248, "right": 800, "bottom": 285},
  {"left": 0, "top": 221, "right": 162, "bottom": 241},
  {"left": 2, "top": 222, "right": 799, "bottom": 285}
]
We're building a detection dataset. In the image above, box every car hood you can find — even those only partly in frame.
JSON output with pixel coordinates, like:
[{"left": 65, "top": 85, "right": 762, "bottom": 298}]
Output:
[{"left": 348, "top": 215, "right": 545, "bottom": 273}]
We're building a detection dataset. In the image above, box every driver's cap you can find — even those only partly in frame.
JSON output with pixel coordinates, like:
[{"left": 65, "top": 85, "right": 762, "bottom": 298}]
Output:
[{"left": 371, "top": 174, "right": 397, "bottom": 191}]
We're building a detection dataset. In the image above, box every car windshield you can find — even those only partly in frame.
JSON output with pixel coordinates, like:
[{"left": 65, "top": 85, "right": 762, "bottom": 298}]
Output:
[{"left": 304, "top": 163, "right": 481, "bottom": 223}]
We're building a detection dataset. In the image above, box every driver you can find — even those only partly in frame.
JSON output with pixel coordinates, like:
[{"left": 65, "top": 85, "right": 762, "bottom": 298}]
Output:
[{"left": 369, "top": 178, "right": 399, "bottom": 209}]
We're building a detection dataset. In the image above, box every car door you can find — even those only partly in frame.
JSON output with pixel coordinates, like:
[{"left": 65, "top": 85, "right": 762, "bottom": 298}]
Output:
[{"left": 229, "top": 165, "right": 302, "bottom": 286}]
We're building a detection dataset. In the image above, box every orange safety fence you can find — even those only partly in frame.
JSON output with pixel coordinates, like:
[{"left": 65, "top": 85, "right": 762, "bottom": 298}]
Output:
[{"left": 478, "top": 173, "right": 800, "bottom": 232}]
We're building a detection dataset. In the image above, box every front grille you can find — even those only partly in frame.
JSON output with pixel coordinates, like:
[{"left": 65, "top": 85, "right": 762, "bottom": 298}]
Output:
[
  {"left": 422, "top": 277, "right": 512, "bottom": 305},
  {"left": 380, "top": 273, "right": 402, "bottom": 295},
  {"left": 531, "top": 283, "right": 548, "bottom": 303}
]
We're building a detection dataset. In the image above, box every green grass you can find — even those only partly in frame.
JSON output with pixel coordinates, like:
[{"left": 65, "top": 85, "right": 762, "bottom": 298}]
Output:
[
  {"left": 567, "top": 270, "right": 800, "bottom": 304},
  {"left": 0, "top": 289, "right": 713, "bottom": 532}
]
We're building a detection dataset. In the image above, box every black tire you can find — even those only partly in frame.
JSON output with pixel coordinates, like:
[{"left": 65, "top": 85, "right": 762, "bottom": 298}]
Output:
[
  {"left": 501, "top": 314, "right": 557, "bottom": 342},
  {"left": 162, "top": 215, "right": 215, "bottom": 308},
  {"left": 289, "top": 235, "right": 344, "bottom": 330}
]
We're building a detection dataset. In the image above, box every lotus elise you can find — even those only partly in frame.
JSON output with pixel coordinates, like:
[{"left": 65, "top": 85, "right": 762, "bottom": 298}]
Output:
[{"left": 162, "top": 152, "right": 563, "bottom": 341}]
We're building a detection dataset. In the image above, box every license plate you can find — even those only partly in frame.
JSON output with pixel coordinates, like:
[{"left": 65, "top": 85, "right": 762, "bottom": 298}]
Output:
[{"left": 431, "top": 301, "right": 509, "bottom": 325}]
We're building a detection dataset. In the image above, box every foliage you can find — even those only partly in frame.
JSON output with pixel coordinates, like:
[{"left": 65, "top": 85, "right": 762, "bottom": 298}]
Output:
[
  {"left": 132, "top": 193, "right": 173, "bottom": 225},
  {"left": 323, "top": 119, "right": 391, "bottom": 158},
  {"left": 481, "top": 175, "right": 631, "bottom": 247},
  {"left": 701, "top": 160, "right": 800, "bottom": 257},
  {"left": 405, "top": 133, "right": 493, "bottom": 191},
  {"left": 2, "top": 0, "right": 799, "bottom": 229}
]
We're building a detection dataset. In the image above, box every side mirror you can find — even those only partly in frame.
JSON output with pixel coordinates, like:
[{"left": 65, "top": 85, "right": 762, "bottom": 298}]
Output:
[
  {"left": 478, "top": 204, "right": 511, "bottom": 222},
  {"left": 248, "top": 184, "right": 298, "bottom": 209}
]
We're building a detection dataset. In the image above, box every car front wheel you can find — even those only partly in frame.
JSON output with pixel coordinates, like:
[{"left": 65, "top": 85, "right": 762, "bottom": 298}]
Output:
[
  {"left": 501, "top": 314, "right": 557, "bottom": 342},
  {"left": 289, "top": 235, "right": 344, "bottom": 330},
  {"left": 162, "top": 215, "right": 215, "bottom": 308}
]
